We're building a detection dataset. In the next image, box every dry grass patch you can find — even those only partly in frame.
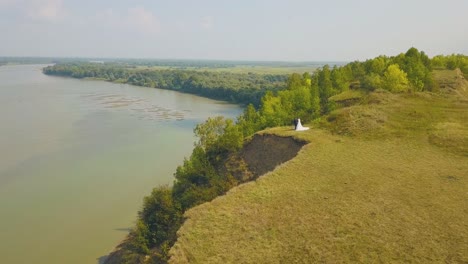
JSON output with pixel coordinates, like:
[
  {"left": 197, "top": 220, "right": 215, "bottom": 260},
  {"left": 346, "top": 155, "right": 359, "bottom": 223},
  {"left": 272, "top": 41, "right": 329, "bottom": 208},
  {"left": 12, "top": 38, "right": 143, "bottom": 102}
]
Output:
[
  {"left": 326, "top": 105, "right": 388, "bottom": 136},
  {"left": 433, "top": 69, "right": 468, "bottom": 98},
  {"left": 430, "top": 122, "right": 468, "bottom": 156},
  {"left": 329, "top": 90, "right": 366, "bottom": 107}
]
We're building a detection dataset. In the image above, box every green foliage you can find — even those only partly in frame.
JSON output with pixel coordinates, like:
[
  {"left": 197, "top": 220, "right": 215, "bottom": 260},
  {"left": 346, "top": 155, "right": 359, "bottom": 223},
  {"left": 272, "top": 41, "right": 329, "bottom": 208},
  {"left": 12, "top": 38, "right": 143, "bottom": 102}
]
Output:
[
  {"left": 125, "top": 220, "right": 150, "bottom": 255},
  {"left": 247, "top": 47, "right": 448, "bottom": 129},
  {"left": 172, "top": 146, "right": 219, "bottom": 209},
  {"left": 331, "top": 66, "right": 349, "bottom": 92},
  {"left": 173, "top": 117, "right": 242, "bottom": 210},
  {"left": 287, "top": 73, "right": 304, "bottom": 89},
  {"left": 348, "top": 61, "right": 366, "bottom": 80},
  {"left": 382, "top": 64, "right": 409, "bottom": 92},
  {"left": 173, "top": 149, "right": 237, "bottom": 209},
  {"left": 397, "top": 48, "right": 432, "bottom": 91},
  {"left": 364, "top": 56, "right": 388, "bottom": 75},
  {"left": 431, "top": 54, "right": 468, "bottom": 76},
  {"left": 139, "top": 186, "right": 182, "bottom": 248},
  {"left": 316, "top": 66, "right": 336, "bottom": 113},
  {"left": 118, "top": 186, "right": 183, "bottom": 263},
  {"left": 424, "top": 74, "right": 440, "bottom": 92},
  {"left": 302, "top": 72, "right": 312, "bottom": 86},
  {"left": 237, "top": 104, "right": 261, "bottom": 137},
  {"left": 346, "top": 48, "right": 438, "bottom": 92},
  {"left": 194, "top": 117, "right": 228, "bottom": 151},
  {"left": 361, "top": 73, "right": 382, "bottom": 91},
  {"left": 217, "top": 120, "right": 244, "bottom": 154},
  {"left": 150, "top": 241, "right": 172, "bottom": 264},
  {"left": 284, "top": 86, "right": 313, "bottom": 120},
  {"left": 194, "top": 116, "right": 244, "bottom": 156},
  {"left": 310, "top": 74, "right": 321, "bottom": 115},
  {"left": 318, "top": 65, "right": 334, "bottom": 104},
  {"left": 259, "top": 91, "right": 287, "bottom": 127},
  {"left": 258, "top": 73, "right": 322, "bottom": 128}
]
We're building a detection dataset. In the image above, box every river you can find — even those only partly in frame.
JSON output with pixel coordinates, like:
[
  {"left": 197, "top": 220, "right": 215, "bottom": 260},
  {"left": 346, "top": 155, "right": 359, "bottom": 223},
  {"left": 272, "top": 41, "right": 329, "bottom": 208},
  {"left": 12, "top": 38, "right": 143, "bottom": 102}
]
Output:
[{"left": 0, "top": 64, "right": 242, "bottom": 264}]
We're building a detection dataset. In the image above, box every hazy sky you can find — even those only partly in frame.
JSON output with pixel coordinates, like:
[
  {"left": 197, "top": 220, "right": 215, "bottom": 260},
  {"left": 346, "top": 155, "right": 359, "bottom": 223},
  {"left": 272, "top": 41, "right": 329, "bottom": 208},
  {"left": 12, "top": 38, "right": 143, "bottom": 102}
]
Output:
[{"left": 1, "top": 0, "right": 467, "bottom": 61}]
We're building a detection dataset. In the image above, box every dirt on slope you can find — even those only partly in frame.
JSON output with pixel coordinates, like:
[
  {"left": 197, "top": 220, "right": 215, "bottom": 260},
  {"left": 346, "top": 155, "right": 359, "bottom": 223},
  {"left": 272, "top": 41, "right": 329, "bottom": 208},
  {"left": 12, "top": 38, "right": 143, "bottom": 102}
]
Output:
[
  {"left": 218, "top": 134, "right": 307, "bottom": 183},
  {"left": 434, "top": 68, "right": 468, "bottom": 98},
  {"left": 240, "top": 134, "right": 307, "bottom": 178}
]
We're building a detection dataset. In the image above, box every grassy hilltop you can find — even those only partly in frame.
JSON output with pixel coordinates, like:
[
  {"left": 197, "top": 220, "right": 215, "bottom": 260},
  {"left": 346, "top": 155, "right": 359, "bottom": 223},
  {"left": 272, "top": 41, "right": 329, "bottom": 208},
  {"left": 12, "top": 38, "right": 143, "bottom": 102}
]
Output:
[{"left": 169, "top": 70, "right": 468, "bottom": 263}]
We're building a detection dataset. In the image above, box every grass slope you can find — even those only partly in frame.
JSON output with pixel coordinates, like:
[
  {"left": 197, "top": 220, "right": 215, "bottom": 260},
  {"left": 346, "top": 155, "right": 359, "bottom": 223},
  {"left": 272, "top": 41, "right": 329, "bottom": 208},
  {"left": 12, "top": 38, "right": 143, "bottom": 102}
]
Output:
[{"left": 169, "top": 71, "right": 468, "bottom": 263}]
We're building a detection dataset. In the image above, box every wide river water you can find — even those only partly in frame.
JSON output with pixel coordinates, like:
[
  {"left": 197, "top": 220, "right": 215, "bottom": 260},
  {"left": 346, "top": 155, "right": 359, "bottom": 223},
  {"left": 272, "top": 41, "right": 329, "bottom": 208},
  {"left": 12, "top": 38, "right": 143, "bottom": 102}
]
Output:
[{"left": 0, "top": 64, "right": 242, "bottom": 264}]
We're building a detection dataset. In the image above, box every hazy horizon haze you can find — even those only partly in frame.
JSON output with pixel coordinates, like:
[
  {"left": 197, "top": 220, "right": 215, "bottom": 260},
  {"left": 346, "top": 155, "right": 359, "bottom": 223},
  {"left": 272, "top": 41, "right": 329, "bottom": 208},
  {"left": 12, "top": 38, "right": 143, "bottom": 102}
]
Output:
[{"left": 1, "top": 0, "right": 467, "bottom": 61}]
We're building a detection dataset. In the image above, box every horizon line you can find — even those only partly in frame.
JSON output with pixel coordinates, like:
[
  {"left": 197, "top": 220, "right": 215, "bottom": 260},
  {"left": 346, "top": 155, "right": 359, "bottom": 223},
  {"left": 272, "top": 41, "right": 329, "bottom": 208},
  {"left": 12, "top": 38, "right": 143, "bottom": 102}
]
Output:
[{"left": 0, "top": 55, "right": 349, "bottom": 64}]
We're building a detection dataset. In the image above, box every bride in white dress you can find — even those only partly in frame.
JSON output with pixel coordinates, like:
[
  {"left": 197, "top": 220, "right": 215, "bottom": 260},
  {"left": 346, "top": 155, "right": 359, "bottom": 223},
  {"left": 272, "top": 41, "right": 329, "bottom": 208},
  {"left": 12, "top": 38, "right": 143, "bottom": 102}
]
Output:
[{"left": 295, "top": 118, "right": 309, "bottom": 131}]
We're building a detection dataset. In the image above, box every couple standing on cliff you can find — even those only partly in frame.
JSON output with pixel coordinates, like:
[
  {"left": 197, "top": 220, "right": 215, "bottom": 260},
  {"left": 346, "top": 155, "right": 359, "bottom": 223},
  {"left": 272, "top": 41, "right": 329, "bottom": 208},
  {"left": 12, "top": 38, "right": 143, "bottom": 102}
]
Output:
[{"left": 293, "top": 118, "right": 310, "bottom": 131}]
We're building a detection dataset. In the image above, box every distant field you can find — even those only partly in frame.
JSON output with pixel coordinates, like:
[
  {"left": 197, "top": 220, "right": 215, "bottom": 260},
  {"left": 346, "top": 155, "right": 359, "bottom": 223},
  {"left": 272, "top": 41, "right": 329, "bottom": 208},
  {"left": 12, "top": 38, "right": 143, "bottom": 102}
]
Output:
[
  {"left": 0, "top": 57, "right": 343, "bottom": 75},
  {"left": 135, "top": 65, "right": 320, "bottom": 75},
  {"left": 169, "top": 71, "right": 468, "bottom": 263}
]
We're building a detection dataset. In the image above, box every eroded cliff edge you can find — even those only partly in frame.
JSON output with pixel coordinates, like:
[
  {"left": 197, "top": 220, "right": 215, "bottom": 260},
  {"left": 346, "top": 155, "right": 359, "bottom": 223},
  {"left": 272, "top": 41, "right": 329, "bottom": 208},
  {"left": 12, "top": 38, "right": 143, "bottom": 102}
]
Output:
[{"left": 103, "top": 133, "right": 307, "bottom": 264}]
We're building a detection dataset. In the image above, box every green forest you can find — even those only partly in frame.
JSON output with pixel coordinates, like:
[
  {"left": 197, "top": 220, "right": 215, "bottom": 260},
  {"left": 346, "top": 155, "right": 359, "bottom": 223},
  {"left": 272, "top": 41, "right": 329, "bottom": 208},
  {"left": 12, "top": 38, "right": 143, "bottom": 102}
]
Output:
[
  {"left": 43, "top": 64, "right": 289, "bottom": 107},
  {"left": 98, "top": 48, "right": 468, "bottom": 263}
]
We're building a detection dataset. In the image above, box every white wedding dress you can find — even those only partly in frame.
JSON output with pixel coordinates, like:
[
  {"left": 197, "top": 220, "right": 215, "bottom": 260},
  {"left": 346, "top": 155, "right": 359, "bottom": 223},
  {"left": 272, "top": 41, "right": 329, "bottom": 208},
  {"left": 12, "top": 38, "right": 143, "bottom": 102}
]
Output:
[{"left": 295, "top": 118, "right": 309, "bottom": 131}]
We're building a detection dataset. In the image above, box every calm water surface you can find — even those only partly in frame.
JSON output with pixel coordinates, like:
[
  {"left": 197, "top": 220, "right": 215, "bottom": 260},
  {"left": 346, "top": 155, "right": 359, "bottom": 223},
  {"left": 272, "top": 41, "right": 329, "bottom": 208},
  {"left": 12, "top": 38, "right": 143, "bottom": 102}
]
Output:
[{"left": 0, "top": 64, "right": 242, "bottom": 264}]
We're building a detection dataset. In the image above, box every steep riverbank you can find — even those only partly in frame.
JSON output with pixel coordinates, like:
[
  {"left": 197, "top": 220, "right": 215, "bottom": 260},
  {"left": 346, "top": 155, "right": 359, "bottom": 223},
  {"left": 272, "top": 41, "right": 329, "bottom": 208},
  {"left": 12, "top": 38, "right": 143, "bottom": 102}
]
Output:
[{"left": 103, "top": 133, "right": 307, "bottom": 263}]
